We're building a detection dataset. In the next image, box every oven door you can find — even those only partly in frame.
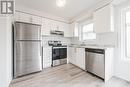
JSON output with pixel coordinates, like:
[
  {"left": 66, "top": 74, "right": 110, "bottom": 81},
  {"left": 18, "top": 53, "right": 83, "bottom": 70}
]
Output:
[
  {"left": 52, "top": 47, "right": 67, "bottom": 66},
  {"left": 59, "top": 48, "right": 67, "bottom": 59},
  {"left": 52, "top": 48, "right": 60, "bottom": 66}
]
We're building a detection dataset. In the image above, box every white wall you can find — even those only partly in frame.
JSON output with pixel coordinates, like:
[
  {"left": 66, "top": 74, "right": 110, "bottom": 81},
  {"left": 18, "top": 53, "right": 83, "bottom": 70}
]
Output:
[
  {"left": 0, "top": 16, "right": 12, "bottom": 87},
  {"left": 114, "top": 1, "right": 130, "bottom": 81}
]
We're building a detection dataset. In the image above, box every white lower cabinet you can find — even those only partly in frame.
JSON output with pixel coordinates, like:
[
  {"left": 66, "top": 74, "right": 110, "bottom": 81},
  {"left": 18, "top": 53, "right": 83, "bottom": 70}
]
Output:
[
  {"left": 76, "top": 48, "right": 85, "bottom": 70},
  {"left": 105, "top": 48, "right": 114, "bottom": 82},
  {"left": 42, "top": 46, "right": 52, "bottom": 69},
  {"left": 68, "top": 47, "right": 77, "bottom": 65},
  {"left": 68, "top": 46, "right": 114, "bottom": 81},
  {"left": 68, "top": 47, "right": 85, "bottom": 70}
]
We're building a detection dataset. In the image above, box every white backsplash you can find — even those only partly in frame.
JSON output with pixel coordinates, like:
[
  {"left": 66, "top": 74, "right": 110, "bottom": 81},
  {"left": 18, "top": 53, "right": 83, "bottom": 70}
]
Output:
[
  {"left": 42, "top": 33, "right": 117, "bottom": 47},
  {"left": 42, "top": 35, "right": 71, "bottom": 46},
  {"left": 70, "top": 32, "right": 117, "bottom": 46}
]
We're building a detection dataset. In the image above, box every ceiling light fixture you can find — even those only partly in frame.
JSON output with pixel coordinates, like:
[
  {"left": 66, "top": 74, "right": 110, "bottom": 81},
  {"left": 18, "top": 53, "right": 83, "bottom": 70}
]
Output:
[{"left": 56, "top": 0, "right": 66, "bottom": 7}]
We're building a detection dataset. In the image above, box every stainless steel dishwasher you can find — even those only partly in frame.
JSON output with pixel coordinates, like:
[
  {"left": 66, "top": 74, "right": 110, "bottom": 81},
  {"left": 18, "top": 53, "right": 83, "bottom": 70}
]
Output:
[{"left": 85, "top": 48, "right": 105, "bottom": 79}]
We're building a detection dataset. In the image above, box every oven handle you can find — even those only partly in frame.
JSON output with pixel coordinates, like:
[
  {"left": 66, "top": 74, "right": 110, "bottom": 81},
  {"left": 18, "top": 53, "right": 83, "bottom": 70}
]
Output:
[{"left": 53, "top": 47, "right": 67, "bottom": 49}]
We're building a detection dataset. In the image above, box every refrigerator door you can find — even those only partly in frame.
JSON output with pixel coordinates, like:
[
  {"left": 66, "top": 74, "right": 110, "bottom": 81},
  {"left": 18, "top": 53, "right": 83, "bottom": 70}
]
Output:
[
  {"left": 14, "top": 22, "right": 41, "bottom": 40},
  {"left": 14, "top": 41, "right": 42, "bottom": 78}
]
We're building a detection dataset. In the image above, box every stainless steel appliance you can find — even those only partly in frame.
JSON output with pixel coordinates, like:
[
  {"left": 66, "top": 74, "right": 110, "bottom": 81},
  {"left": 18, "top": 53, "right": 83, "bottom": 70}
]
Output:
[
  {"left": 48, "top": 41, "right": 67, "bottom": 66},
  {"left": 13, "top": 22, "right": 42, "bottom": 78},
  {"left": 85, "top": 48, "right": 105, "bottom": 79},
  {"left": 50, "top": 30, "right": 64, "bottom": 35}
]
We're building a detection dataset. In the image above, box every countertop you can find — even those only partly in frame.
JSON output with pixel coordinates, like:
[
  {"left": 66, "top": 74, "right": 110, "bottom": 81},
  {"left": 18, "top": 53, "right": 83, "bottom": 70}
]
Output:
[{"left": 68, "top": 44, "right": 115, "bottom": 49}]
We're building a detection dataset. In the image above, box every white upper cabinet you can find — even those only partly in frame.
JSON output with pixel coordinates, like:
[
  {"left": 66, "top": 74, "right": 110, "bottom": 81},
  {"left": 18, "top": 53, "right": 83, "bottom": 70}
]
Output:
[
  {"left": 14, "top": 11, "right": 20, "bottom": 21},
  {"left": 31, "top": 15, "right": 42, "bottom": 25},
  {"left": 41, "top": 18, "right": 51, "bottom": 36},
  {"left": 50, "top": 20, "right": 59, "bottom": 31},
  {"left": 15, "top": 11, "right": 71, "bottom": 37},
  {"left": 14, "top": 11, "right": 42, "bottom": 25},
  {"left": 62, "top": 22, "right": 72, "bottom": 37},
  {"left": 93, "top": 4, "right": 114, "bottom": 33},
  {"left": 70, "top": 22, "right": 79, "bottom": 37}
]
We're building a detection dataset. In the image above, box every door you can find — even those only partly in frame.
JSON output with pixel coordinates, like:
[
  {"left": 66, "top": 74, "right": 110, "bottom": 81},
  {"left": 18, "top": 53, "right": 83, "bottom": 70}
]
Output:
[
  {"left": 14, "top": 41, "right": 42, "bottom": 78},
  {"left": 15, "top": 22, "right": 41, "bottom": 40}
]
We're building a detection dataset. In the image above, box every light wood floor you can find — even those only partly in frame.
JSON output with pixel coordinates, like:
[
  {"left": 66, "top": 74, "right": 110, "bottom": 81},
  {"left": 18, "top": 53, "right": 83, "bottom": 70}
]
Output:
[{"left": 10, "top": 64, "right": 130, "bottom": 87}]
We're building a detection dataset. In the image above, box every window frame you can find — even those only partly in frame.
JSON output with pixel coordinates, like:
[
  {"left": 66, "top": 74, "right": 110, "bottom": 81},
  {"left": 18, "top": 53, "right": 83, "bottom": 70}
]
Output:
[
  {"left": 80, "top": 22, "right": 96, "bottom": 41},
  {"left": 125, "top": 9, "right": 130, "bottom": 58},
  {"left": 121, "top": 7, "right": 130, "bottom": 59}
]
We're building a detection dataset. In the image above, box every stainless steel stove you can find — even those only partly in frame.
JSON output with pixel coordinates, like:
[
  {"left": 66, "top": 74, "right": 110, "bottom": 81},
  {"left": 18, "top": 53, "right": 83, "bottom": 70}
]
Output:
[{"left": 48, "top": 41, "right": 67, "bottom": 66}]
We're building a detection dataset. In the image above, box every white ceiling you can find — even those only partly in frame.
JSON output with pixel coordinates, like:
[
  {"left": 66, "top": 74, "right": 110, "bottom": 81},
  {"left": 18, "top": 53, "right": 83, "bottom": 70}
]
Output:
[{"left": 16, "top": 0, "right": 103, "bottom": 19}]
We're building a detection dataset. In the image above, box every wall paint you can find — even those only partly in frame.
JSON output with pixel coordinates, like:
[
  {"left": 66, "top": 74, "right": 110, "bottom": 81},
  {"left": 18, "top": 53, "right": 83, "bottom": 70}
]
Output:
[{"left": 0, "top": 16, "right": 12, "bottom": 87}]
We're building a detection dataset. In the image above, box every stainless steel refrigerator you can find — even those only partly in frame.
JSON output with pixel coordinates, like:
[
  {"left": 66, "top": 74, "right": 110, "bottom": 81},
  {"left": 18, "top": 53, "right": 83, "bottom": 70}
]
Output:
[{"left": 13, "top": 22, "right": 42, "bottom": 78}]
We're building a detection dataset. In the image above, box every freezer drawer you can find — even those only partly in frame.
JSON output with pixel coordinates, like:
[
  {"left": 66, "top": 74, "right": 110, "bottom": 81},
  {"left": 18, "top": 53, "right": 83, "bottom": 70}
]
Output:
[
  {"left": 86, "top": 50, "right": 105, "bottom": 79},
  {"left": 14, "top": 41, "right": 42, "bottom": 78},
  {"left": 14, "top": 22, "right": 41, "bottom": 40}
]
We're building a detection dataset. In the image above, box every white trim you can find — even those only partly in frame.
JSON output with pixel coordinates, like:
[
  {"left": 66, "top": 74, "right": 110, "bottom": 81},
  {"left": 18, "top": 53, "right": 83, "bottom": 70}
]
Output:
[
  {"left": 80, "top": 22, "right": 96, "bottom": 41},
  {"left": 120, "top": 6, "right": 130, "bottom": 60}
]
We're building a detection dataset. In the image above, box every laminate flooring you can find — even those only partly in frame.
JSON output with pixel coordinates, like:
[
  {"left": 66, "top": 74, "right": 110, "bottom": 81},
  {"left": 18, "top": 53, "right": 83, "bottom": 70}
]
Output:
[{"left": 10, "top": 64, "right": 130, "bottom": 87}]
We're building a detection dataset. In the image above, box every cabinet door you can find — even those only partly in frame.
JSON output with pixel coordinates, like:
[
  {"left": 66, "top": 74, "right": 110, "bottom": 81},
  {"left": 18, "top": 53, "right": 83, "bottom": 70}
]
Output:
[
  {"left": 41, "top": 18, "right": 51, "bottom": 36},
  {"left": 68, "top": 47, "right": 77, "bottom": 65},
  {"left": 19, "top": 12, "right": 32, "bottom": 23},
  {"left": 15, "top": 11, "right": 42, "bottom": 25},
  {"left": 50, "top": 20, "right": 58, "bottom": 31},
  {"left": 76, "top": 48, "right": 85, "bottom": 70},
  {"left": 63, "top": 23, "right": 72, "bottom": 37},
  {"left": 43, "top": 47, "right": 52, "bottom": 69},
  {"left": 70, "top": 22, "right": 79, "bottom": 37},
  {"left": 14, "top": 11, "right": 20, "bottom": 21},
  {"left": 31, "top": 15, "right": 42, "bottom": 25},
  {"left": 93, "top": 4, "right": 114, "bottom": 33}
]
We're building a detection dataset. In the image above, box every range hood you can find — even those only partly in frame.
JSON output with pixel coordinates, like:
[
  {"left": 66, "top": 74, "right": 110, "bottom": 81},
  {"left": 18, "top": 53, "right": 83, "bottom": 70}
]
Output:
[{"left": 50, "top": 30, "right": 64, "bottom": 35}]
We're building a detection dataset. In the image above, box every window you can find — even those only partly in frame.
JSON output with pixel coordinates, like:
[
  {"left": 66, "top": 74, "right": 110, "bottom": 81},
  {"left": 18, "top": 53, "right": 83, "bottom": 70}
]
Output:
[
  {"left": 121, "top": 7, "right": 130, "bottom": 59},
  {"left": 81, "top": 23, "right": 96, "bottom": 40},
  {"left": 125, "top": 10, "right": 130, "bottom": 58}
]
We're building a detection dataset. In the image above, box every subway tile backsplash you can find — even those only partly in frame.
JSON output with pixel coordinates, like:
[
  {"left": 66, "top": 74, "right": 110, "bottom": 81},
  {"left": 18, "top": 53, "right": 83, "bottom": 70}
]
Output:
[
  {"left": 42, "top": 35, "right": 71, "bottom": 46},
  {"left": 42, "top": 32, "right": 117, "bottom": 47}
]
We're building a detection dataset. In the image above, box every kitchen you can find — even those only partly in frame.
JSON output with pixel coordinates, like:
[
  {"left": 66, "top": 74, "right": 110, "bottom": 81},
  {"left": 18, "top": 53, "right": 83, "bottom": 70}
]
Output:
[{"left": 0, "top": 0, "right": 130, "bottom": 87}]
